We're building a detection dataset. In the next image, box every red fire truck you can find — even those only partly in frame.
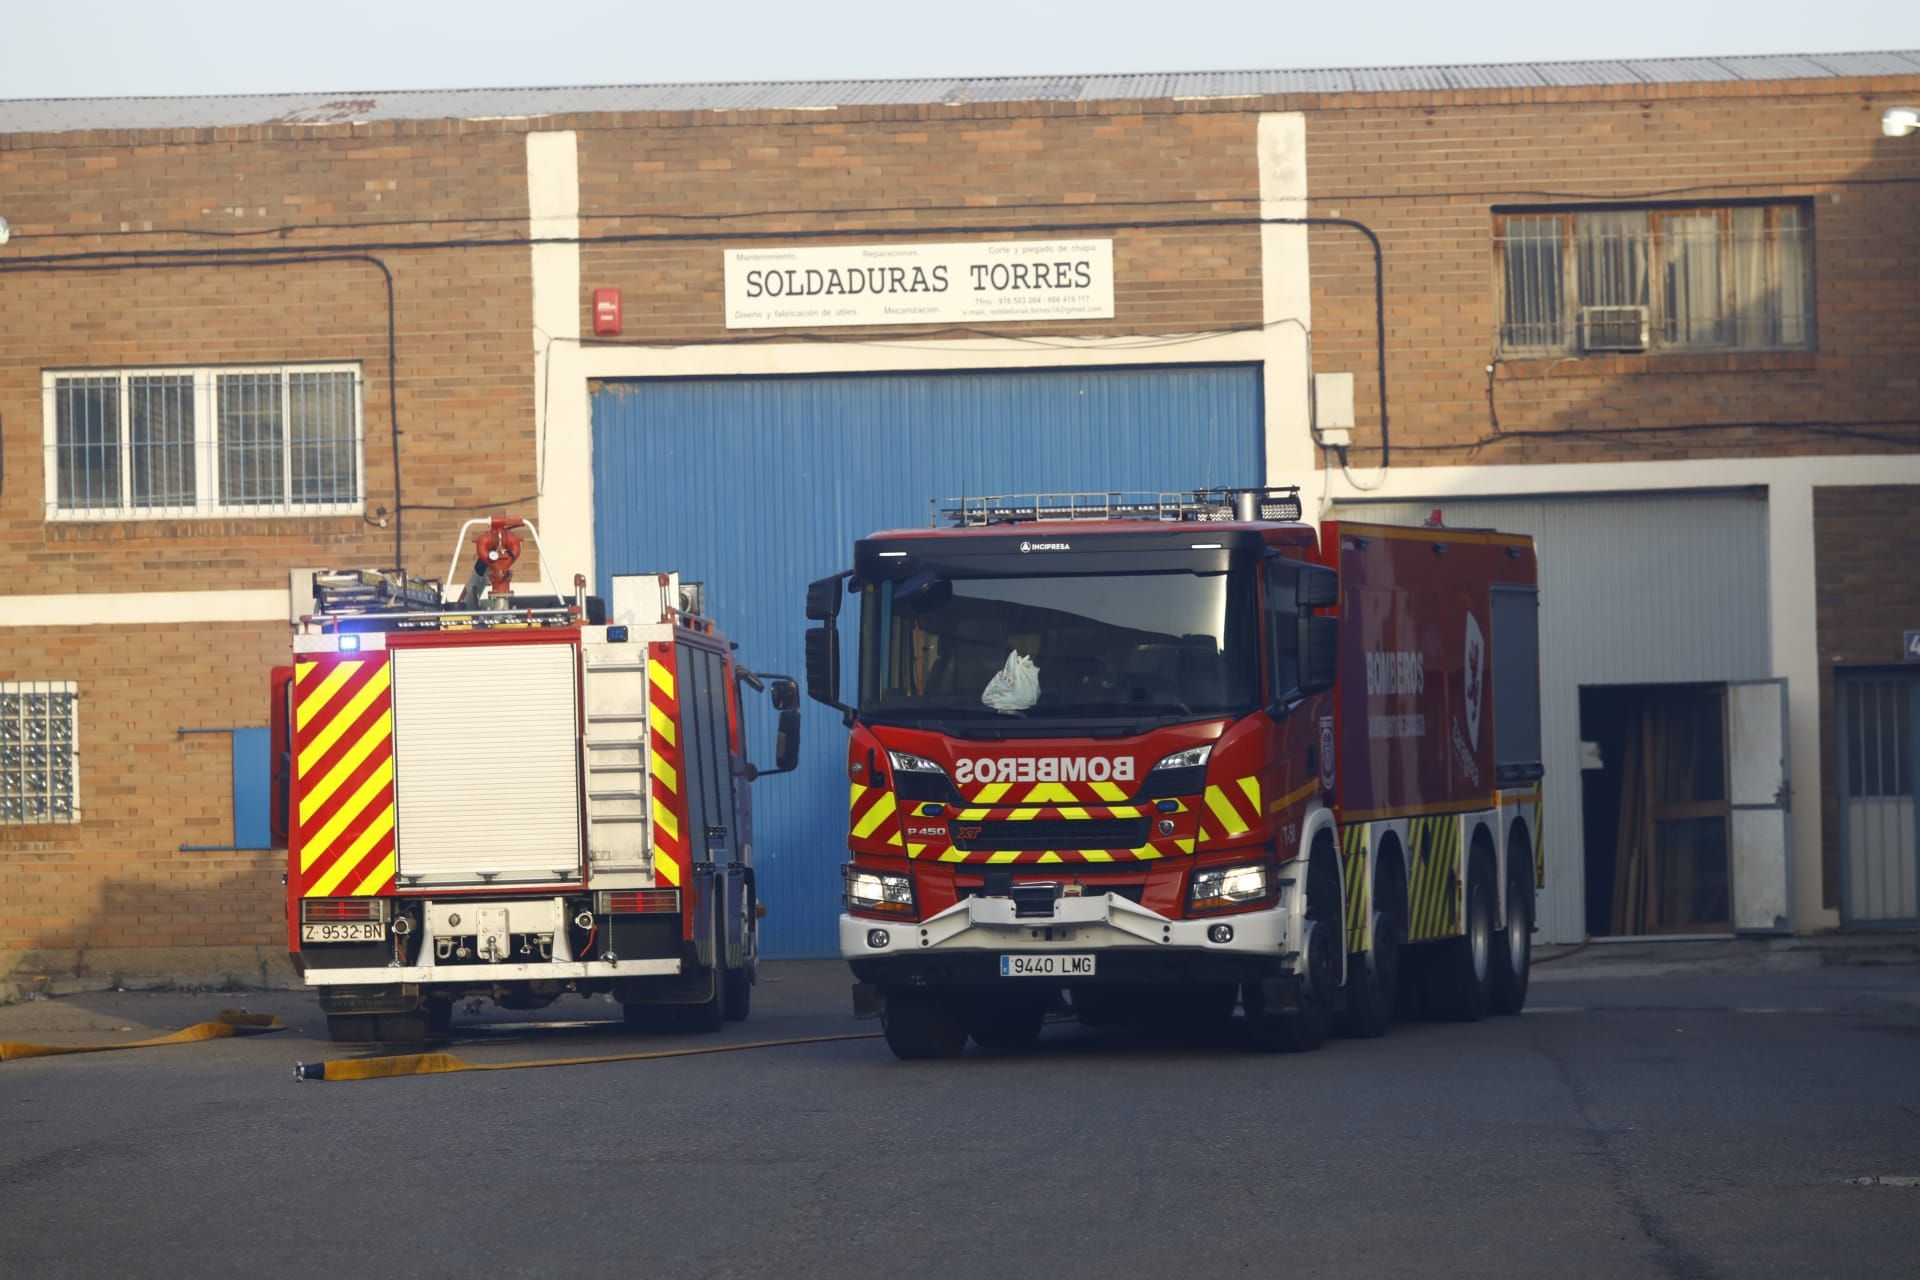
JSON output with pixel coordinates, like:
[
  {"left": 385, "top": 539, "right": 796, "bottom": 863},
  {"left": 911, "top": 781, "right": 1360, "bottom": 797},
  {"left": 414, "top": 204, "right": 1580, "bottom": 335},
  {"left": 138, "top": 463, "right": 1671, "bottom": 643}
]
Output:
[
  {"left": 274, "top": 518, "right": 799, "bottom": 1043},
  {"left": 805, "top": 488, "right": 1541, "bottom": 1059}
]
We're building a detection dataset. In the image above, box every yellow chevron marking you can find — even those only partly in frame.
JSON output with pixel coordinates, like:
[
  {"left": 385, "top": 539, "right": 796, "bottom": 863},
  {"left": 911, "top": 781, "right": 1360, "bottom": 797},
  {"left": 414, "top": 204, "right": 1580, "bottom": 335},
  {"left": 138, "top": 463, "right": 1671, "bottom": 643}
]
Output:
[
  {"left": 1004, "top": 807, "right": 1040, "bottom": 822},
  {"left": 1176, "top": 838, "right": 1196, "bottom": 853},
  {"left": 649, "top": 703, "right": 677, "bottom": 747},
  {"left": 652, "top": 797, "right": 679, "bottom": 842},
  {"left": 1058, "top": 806, "right": 1091, "bottom": 821},
  {"left": 848, "top": 782, "right": 869, "bottom": 808},
  {"left": 1037, "top": 852, "right": 1062, "bottom": 864},
  {"left": 1106, "top": 805, "right": 1141, "bottom": 819},
  {"left": 852, "top": 791, "right": 897, "bottom": 839},
  {"left": 1089, "top": 781, "right": 1127, "bottom": 802},
  {"left": 1021, "top": 783, "right": 1078, "bottom": 805},
  {"left": 1080, "top": 849, "right": 1113, "bottom": 862},
  {"left": 1237, "top": 776, "right": 1262, "bottom": 813},
  {"left": 296, "top": 660, "right": 361, "bottom": 730},
  {"left": 297, "top": 663, "right": 390, "bottom": 777},
  {"left": 1197, "top": 828, "right": 1212, "bottom": 845},
  {"left": 987, "top": 850, "right": 1021, "bottom": 864},
  {"left": 310, "top": 806, "right": 394, "bottom": 896},
  {"left": 974, "top": 782, "right": 1012, "bottom": 805},
  {"left": 298, "top": 708, "right": 392, "bottom": 825},
  {"left": 300, "top": 758, "right": 394, "bottom": 872},
  {"left": 650, "top": 751, "right": 677, "bottom": 793},
  {"left": 349, "top": 852, "right": 395, "bottom": 897},
  {"left": 907, "top": 842, "right": 926, "bottom": 860},
  {"left": 653, "top": 846, "right": 682, "bottom": 886},
  {"left": 939, "top": 847, "right": 969, "bottom": 863},
  {"left": 1204, "top": 785, "right": 1248, "bottom": 835},
  {"left": 958, "top": 808, "right": 989, "bottom": 821},
  {"left": 1132, "top": 846, "right": 1164, "bottom": 860},
  {"left": 296, "top": 661, "right": 318, "bottom": 684},
  {"left": 647, "top": 659, "right": 675, "bottom": 700}
]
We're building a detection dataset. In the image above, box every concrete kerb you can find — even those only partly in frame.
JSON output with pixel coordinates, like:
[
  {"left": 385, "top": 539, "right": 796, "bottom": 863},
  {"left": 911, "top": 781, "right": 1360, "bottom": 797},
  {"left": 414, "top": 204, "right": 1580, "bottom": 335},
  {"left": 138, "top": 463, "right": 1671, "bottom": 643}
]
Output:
[
  {"left": 0, "top": 947, "right": 303, "bottom": 1005},
  {"left": 1533, "top": 930, "right": 1920, "bottom": 981}
]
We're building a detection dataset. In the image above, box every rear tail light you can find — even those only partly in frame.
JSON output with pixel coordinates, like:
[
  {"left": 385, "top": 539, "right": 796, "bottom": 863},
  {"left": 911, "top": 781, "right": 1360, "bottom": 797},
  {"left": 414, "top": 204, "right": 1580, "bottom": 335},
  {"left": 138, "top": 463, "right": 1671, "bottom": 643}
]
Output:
[
  {"left": 301, "top": 898, "right": 387, "bottom": 923},
  {"left": 595, "top": 889, "right": 681, "bottom": 914}
]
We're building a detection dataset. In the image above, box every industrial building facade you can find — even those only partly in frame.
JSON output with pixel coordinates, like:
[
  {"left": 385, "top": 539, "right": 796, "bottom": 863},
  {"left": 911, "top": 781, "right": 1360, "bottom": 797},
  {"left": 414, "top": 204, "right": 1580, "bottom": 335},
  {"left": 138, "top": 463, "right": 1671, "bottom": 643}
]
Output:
[{"left": 3, "top": 52, "right": 1918, "bottom": 990}]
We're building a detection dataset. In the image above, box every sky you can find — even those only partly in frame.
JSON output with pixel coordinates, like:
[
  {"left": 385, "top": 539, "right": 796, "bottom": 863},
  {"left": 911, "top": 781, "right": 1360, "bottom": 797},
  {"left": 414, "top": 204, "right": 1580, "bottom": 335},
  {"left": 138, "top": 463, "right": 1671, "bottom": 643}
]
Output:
[{"left": 0, "top": 0, "right": 1913, "bottom": 99}]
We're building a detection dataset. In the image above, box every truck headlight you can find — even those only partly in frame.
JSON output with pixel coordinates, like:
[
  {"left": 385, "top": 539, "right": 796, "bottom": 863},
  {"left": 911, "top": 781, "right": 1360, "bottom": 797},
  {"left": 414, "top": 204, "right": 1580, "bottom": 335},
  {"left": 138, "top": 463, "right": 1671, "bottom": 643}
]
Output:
[
  {"left": 845, "top": 865, "right": 917, "bottom": 916},
  {"left": 1151, "top": 744, "right": 1212, "bottom": 771},
  {"left": 1189, "top": 862, "right": 1270, "bottom": 913},
  {"left": 886, "top": 750, "right": 944, "bottom": 773}
]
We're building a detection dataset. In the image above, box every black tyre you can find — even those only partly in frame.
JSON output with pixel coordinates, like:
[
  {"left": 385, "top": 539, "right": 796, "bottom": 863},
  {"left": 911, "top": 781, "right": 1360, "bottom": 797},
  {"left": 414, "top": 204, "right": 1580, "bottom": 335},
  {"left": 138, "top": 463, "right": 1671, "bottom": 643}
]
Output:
[
  {"left": 679, "top": 966, "right": 730, "bottom": 1034},
  {"left": 325, "top": 1014, "right": 377, "bottom": 1044},
  {"left": 882, "top": 989, "right": 968, "bottom": 1060},
  {"left": 723, "top": 964, "right": 753, "bottom": 1021},
  {"left": 373, "top": 1011, "right": 428, "bottom": 1043},
  {"left": 1432, "top": 851, "right": 1496, "bottom": 1022},
  {"left": 1245, "top": 915, "right": 1334, "bottom": 1053},
  {"left": 1490, "top": 834, "right": 1534, "bottom": 1016},
  {"left": 1334, "top": 909, "right": 1398, "bottom": 1039},
  {"left": 967, "top": 995, "right": 1046, "bottom": 1050}
]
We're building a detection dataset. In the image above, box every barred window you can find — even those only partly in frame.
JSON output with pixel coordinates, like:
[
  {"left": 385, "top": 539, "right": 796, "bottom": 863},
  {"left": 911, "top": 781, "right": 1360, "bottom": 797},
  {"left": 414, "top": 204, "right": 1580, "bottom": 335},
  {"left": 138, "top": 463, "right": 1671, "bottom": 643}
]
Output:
[
  {"left": 43, "top": 365, "right": 362, "bottom": 518},
  {"left": 0, "top": 682, "right": 79, "bottom": 824},
  {"left": 1495, "top": 204, "right": 1813, "bottom": 355}
]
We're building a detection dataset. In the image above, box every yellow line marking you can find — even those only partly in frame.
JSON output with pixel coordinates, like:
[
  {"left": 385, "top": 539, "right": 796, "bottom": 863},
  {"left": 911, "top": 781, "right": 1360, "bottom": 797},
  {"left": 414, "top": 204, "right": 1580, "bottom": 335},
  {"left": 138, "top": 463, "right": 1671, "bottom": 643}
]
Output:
[
  {"left": 1058, "top": 805, "right": 1091, "bottom": 821},
  {"left": 1037, "top": 852, "right": 1062, "bottom": 864},
  {"left": 648, "top": 704, "right": 677, "bottom": 747},
  {"left": 1237, "top": 776, "right": 1262, "bottom": 812},
  {"left": 906, "top": 842, "right": 925, "bottom": 860},
  {"left": 1176, "top": 838, "right": 1196, "bottom": 853},
  {"left": 987, "top": 850, "right": 1021, "bottom": 864},
  {"left": 1204, "top": 786, "right": 1248, "bottom": 835},
  {"left": 1106, "top": 805, "right": 1141, "bottom": 819},
  {"left": 652, "top": 797, "right": 680, "bottom": 841},
  {"left": 1132, "top": 846, "right": 1164, "bottom": 860},
  {"left": 295, "top": 661, "right": 317, "bottom": 685},
  {"left": 1089, "top": 781, "right": 1127, "bottom": 802},
  {"left": 311, "top": 807, "right": 394, "bottom": 897},
  {"left": 649, "top": 751, "right": 678, "bottom": 793},
  {"left": 938, "top": 847, "right": 969, "bottom": 863},
  {"left": 957, "top": 808, "right": 989, "bottom": 821},
  {"left": 647, "top": 658, "right": 675, "bottom": 700},
  {"left": 973, "top": 783, "right": 1011, "bottom": 805},
  {"left": 298, "top": 709, "right": 392, "bottom": 825},
  {"left": 1021, "top": 783, "right": 1077, "bottom": 805},
  {"left": 297, "top": 663, "right": 390, "bottom": 777},
  {"left": 653, "top": 848, "right": 682, "bottom": 886},
  {"left": 852, "top": 791, "right": 897, "bottom": 839},
  {"left": 1080, "top": 849, "right": 1113, "bottom": 862},
  {"left": 299, "top": 759, "right": 394, "bottom": 872},
  {"left": 1266, "top": 779, "right": 1319, "bottom": 814},
  {"left": 349, "top": 852, "right": 396, "bottom": 896},
  {"left": 296, "top": 661, "right": 360, "bottom": 730}
]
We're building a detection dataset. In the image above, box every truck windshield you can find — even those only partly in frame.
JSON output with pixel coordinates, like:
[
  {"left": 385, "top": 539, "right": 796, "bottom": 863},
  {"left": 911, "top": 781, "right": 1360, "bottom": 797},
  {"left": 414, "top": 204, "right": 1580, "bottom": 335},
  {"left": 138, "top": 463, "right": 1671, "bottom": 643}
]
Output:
[{"left": 858, "top": 570, "right": 1256, "bottom": 723}]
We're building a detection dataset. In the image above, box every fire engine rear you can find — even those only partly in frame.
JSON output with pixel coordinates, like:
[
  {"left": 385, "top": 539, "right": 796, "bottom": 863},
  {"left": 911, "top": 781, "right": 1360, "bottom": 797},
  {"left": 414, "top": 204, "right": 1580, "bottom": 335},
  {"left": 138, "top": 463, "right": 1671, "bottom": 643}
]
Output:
[
  {"left": 275, "top": 517, "right": 799, "bottom": 1043},
  {"left": 805, "top": 489, "right": 1542, "bottom": 1059}
]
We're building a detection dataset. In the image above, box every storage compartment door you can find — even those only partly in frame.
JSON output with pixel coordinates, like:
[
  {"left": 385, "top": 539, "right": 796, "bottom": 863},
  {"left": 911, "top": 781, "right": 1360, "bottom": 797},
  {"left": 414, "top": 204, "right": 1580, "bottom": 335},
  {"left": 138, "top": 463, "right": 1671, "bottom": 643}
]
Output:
[
  {"left": 1727, "top": 677, "right": 1792, "bottom": 934},
  {"left": 391, "top": 642, "right": 584, "bottom": 886}
]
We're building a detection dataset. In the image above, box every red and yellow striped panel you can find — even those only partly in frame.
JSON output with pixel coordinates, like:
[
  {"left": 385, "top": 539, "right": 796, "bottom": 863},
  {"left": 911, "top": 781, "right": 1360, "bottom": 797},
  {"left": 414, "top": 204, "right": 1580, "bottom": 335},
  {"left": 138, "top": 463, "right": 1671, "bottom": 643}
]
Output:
[
  {"left": 849, "top": 780, "right": 905, "bottom": 853},
  {"left": 1340, "top": 823, "right": 1370, "bottom": 953},
  {"left": 647, "top": 644, "right": 686, "bottom": 889},
  {"left": 1195, "top": 776, "right": 1262, "bottom": 847},
  {"left": 1407, "top": 814, "right": 1462, "bottom": 941},
  {"left": 293, "top": 654, "right": 396, "bottom": 898},
  {"left": 877, "top": 792, "right": 1197, "bottom": 866}
]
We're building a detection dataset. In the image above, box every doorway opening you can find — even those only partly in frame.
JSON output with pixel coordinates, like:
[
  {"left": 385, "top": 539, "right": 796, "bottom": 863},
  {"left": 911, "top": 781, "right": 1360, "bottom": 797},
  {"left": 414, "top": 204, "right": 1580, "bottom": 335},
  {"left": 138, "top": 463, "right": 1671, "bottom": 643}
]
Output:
[{"left": 1580, "top": 683, "right": 1732, "bottom": 937}]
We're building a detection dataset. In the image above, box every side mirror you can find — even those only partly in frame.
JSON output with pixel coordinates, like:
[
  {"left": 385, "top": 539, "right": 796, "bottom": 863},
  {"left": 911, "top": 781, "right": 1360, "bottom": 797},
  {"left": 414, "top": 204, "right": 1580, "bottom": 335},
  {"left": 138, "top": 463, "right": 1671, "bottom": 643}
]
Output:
[
  {"left": 805, "top": 626, "right": 842, "bottom": 708},
  {"left": 770, "top": 677, "right": 799, "bottom": 712},
  {"left": 1298, "top": 565, "right": 1338, "bottom": 609},
  {"left": 773, "top": 707, "right": 801, "bottom": 774},
  {"left": 805, "top": 574, "right": 845, "bottom": 622},
  {"left": 1301, "top": 616, "right": 1339, "bottom": 694}
]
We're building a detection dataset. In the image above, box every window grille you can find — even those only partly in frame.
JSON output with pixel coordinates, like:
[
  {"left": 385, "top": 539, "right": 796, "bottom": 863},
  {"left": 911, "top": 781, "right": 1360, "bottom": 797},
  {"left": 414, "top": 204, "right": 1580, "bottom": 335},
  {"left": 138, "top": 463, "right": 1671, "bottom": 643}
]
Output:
[
  {"left": 43, "top": 365, "right": 363, "bottom": 519},
  {"left": 1495, "top": 204, "right": 1813, "bottom": 356},
  {"left": 0, "top": 682, "right": 79, "bottom": 824}
]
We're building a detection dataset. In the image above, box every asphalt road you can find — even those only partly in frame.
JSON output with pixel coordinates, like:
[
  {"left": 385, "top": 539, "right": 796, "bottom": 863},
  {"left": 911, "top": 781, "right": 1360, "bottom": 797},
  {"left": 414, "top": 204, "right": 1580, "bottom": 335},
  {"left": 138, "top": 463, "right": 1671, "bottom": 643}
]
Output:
[{"left": 3, "top": 957, "right": 1917, "bottom": 1279}]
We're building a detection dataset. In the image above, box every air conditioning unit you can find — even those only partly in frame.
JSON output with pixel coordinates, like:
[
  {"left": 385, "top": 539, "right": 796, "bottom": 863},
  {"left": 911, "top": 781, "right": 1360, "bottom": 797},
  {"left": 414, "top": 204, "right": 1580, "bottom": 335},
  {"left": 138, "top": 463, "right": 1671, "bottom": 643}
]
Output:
[{"left": 1579, "top": 305, "right": 1650, "bottom": 352}]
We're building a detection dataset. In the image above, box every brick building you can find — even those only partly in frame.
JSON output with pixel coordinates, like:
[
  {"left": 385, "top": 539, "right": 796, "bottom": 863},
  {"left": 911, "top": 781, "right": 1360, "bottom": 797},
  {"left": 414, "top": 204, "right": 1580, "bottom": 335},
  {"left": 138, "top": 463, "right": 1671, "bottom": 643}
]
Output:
[{"left": 3, "top": 52, "right": 1918, "bottom": 991}]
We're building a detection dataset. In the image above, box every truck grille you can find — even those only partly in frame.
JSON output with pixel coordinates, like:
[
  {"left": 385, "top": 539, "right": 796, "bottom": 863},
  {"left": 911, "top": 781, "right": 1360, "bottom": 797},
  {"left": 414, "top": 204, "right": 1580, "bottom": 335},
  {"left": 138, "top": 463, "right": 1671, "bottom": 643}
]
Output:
[{"left": 950, "top": 817, "right": 1151, "bottom": 851}]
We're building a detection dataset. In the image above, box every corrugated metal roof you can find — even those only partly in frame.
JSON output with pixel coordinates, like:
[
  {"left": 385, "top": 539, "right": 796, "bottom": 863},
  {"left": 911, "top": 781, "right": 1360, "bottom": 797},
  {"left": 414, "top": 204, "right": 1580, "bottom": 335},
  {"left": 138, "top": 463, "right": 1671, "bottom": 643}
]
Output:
[{"left": 3, "top": 51, "right": 1917, "bottom": 135}]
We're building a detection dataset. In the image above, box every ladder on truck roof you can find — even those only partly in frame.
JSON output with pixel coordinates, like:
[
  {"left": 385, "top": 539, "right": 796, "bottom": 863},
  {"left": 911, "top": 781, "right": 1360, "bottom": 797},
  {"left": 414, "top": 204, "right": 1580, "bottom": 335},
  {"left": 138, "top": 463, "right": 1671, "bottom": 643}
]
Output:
[{"left": 935, "top": 487, "right": 1302, "bottom": 528}]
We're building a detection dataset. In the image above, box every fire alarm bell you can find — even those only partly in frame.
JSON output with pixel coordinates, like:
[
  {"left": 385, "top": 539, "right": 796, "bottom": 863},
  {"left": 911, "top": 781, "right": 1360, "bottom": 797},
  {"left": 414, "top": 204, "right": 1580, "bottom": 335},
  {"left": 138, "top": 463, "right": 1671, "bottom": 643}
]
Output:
[{"left": 593, "top": 288, "right": 622, "bottom": 337}]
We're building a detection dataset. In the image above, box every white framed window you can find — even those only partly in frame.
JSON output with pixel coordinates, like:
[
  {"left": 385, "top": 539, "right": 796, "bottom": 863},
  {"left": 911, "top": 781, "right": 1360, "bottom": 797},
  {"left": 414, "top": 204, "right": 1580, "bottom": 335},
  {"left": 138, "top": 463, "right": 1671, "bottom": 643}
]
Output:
[
  {"left": 0, "top": 681, "right": 80, "bottom": 824},
  {"left": 42, "top": 364, "right": 364, "bottom": 519},
  {"left": 1495, "top": 203, "right": 1814, "bottom": 356}
]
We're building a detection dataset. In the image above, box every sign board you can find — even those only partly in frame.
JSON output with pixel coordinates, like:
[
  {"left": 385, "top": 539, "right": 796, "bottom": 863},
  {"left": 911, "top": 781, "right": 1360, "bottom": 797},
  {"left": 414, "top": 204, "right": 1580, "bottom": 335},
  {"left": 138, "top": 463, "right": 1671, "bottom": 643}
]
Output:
[
  {"left": 1905, "top": 629, "right": 1920, "bottom": 661},
  {"left": 724, "top": 240, "right": 1114, "bottom": 330}
]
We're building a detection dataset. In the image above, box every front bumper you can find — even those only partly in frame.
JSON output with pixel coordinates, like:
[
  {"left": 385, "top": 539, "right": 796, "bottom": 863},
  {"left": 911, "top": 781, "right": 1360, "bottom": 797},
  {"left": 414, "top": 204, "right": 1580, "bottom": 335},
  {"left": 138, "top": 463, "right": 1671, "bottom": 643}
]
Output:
[
  {"left": 840, "top": 891, "right": 1291, "bottom": 986},
  {"left": 303, "top": 959, "right": 679, "bottom": 986}
]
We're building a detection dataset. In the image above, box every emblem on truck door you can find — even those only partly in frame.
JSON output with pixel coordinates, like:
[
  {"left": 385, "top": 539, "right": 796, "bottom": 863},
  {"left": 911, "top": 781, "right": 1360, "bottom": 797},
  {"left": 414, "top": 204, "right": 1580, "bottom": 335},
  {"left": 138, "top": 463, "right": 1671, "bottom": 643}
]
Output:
[{"left": 1463, "top": 611, "right": 1485, "bottom": 751}]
